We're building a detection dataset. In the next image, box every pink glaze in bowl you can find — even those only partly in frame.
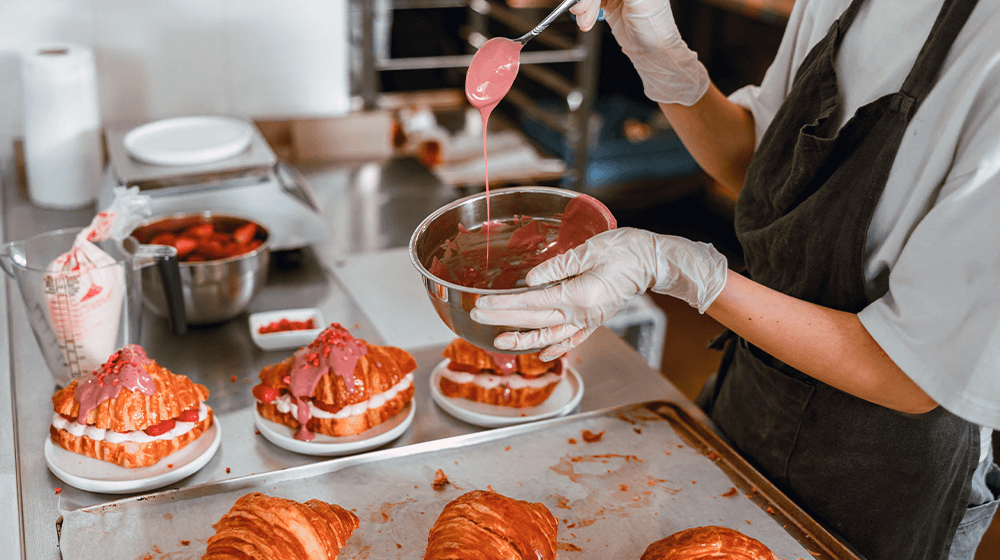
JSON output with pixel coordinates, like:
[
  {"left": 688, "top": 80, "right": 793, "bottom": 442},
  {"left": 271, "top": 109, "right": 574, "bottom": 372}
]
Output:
[{"left": 409, "top": 186, "right": 615, "bottom": 353}]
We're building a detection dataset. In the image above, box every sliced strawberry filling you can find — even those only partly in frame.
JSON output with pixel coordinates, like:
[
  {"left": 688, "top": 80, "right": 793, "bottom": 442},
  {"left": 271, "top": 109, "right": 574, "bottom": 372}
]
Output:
[
  {"left": 177, "top": 407, "right": 200, "bottom": 422},
  {"left": 144, "top": 418, "right": 176, "bottom": 436},
  {"left": 59, "top": 406, "right": 203, "bottom": 436},
  {"left": 142, "top": 407, "right": 202, "bottom": 435},
  {"left": 252, "top": 384, "right": 281, "bottom": 404}
]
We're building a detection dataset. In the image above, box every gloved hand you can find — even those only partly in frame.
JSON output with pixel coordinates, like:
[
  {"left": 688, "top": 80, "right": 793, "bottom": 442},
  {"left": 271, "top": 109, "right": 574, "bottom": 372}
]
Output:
[
  {"left": 470, "top": 228, "right": 728, "bottom": 360},
  {"left": 570, "top": 0, "right": 710, "bottom": 106}
]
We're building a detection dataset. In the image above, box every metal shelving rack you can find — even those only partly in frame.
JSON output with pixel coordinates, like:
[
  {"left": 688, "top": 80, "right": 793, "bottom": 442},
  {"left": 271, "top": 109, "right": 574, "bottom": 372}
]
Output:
[{"left": 359, "top": 0, "right": 602, "bottom": 189}]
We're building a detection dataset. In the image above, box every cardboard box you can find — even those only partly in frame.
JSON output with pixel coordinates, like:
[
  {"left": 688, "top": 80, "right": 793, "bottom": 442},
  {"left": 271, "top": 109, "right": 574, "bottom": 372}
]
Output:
[{"left": 292, "top": 110, "right": 396, "bottom": 162}]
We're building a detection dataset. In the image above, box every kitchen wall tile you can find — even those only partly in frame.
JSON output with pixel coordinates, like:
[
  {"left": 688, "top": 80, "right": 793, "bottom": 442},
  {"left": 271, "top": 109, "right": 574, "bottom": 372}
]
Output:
[
  {"left": 0, "top": 0, "right": 96, "bottom": 137},
  {"left": 222, "top": 0, "right": 351, "bottom": 118},
  {"left": 91, "top": 0, "right": 229, "bottom": 128}
]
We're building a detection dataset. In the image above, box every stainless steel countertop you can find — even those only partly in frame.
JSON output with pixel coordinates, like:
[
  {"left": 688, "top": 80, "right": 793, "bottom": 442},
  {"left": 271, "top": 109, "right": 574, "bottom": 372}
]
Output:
[{"left": 1, "top": 143, "right": 705, "bottom": 559}]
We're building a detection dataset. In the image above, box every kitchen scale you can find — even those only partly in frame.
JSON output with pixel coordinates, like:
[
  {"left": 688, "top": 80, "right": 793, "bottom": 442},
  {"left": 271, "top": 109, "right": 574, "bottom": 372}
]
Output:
[{"left": 98, "top": 117, "right": 327, "bottom": 251}]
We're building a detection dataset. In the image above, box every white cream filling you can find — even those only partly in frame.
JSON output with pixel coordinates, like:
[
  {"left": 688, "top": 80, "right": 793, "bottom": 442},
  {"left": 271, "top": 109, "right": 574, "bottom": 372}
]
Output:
[
  {"left": 441, "top": 363, "right": 561, "bottom": 389},
  {"left": 51, "top": 401, "right": 209, "bottom": 444},
  {"left": 270, "top": 373, "right": 413, "bottom": 420}
]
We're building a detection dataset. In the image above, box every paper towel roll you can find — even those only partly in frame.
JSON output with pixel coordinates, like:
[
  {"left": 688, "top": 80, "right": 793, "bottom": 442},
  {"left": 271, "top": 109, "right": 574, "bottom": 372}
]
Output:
[{"left": 21, "top": 44, "right": 103, "bottom": 209}]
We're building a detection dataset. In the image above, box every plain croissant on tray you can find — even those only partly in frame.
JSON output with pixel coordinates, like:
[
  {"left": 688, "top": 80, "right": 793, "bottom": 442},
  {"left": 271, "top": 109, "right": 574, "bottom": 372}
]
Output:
[
  {"left": 640, "top": 526, "right": 777, "bottom": 560},
  {"left": 203, "top": 492, "right": 360, "bottom": 560},
  {"left": 424, "top": 490, "right": 558, "bottom": 560}
]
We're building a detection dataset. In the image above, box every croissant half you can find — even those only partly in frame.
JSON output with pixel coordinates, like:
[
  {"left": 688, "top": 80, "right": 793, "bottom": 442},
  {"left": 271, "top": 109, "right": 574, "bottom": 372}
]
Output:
[
  {"left": 204, "top": 492, "right": 360, "bottom": 560},
  {"left": 253, "top": 324, "right": 417, "bottom": 439},
  {"left": 641, "top": 526, "right": 778, "bottom": 560},
  {"left": 442, "top": 338, "right": 557, "bottom": 378},
  {"left": 49, "top": 345, "right": 212, "bottom": 468},
  {"left": 49, "top": 406, "right": 213, "bottom": 468},
  {"left": 439, "top": 339, "right": 563, "bottom": 408},
  {"left": 424, "top": 490, "right": 558, "bottom": 560}
]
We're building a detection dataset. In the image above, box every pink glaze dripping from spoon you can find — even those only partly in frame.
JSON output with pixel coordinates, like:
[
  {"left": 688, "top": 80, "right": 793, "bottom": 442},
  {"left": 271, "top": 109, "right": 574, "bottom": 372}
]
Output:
[{"left": 465, "top": 37, "right": 523, "bottom": 279}]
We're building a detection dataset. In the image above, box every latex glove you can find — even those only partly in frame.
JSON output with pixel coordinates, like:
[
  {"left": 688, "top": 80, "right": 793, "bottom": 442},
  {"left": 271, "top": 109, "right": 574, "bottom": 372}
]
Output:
[
  {"left": 570, "top": 0, "right": 709, "bottom": 106},
  {"left": 470, "top": 228, "right": 727, "bottom": 360}
]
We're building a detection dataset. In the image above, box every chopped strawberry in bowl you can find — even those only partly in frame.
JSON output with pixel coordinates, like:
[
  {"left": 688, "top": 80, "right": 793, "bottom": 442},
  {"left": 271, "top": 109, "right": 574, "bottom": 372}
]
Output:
[
  {"left": 138, "top": 216, "right": 265, "bottom": 264},
  {"left": 248, "top": 308, "right": 325, "bottom": 351},
  {"left": 130, "top": 212, "right": 271, "bottom": 325}
]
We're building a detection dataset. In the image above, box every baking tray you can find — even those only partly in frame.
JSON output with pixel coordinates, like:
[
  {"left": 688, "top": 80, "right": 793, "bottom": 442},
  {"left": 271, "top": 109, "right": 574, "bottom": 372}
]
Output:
[{"left": 56, "top": 402, "right": 861, "bottom": 559}]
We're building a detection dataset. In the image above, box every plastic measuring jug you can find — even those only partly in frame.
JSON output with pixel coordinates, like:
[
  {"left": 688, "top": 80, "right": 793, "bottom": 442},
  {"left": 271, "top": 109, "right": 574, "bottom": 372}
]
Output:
[{"left": 0, "top": 227, "right": 185, "bottom": 387}]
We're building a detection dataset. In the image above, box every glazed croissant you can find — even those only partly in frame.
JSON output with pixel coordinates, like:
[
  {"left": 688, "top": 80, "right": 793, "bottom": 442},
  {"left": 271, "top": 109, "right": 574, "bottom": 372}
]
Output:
[
  {"left": 424, "top": 490, "right": 558, "bottom": 560},
  {"left": 641, "top": 526, "right": 777, "bottom": 560},
  {"left": 49, "top": 345, "right": 212, "bottom": 468},
  {"left": 203, "top": 492, "right": 360, "bottom": 560},
  {"left": 253, "top": 323, "right": 417, "bottom": 439}
]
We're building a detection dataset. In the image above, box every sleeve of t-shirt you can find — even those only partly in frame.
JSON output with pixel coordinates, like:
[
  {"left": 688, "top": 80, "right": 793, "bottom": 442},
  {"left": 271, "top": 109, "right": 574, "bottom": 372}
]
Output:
[
  {"left": 727, "top": 0, "right": 836, "bottom": 146},
  {"left": 858, "top": 66, "right": 1000, "bottom": 430}
]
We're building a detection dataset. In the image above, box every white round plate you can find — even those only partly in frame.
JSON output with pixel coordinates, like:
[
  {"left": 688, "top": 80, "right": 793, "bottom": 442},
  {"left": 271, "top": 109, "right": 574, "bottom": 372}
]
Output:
[
  {"left": 44, "top": 421, "right": 221, "bottom": 494},
  {"left": 430, "top": 359, "right": 584, "bottom": 428},
  {"left": 253, "top": 401, "right": 415, "bottom": 457},
  {"left": 123, "top": 116, "right": 254, "bottom": 166}
]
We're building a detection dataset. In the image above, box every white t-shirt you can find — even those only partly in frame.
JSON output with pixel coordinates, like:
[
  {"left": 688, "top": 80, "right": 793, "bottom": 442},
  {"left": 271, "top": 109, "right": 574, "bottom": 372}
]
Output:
[{"left": 728, "top": 0, "right": 1000, "bottom": 458}]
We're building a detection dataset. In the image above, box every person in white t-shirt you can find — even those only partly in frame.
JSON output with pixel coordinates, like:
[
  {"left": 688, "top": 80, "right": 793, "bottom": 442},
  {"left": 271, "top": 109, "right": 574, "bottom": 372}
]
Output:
[{"left": 470, "top": 0, "right": 1000, "bottom": 557}]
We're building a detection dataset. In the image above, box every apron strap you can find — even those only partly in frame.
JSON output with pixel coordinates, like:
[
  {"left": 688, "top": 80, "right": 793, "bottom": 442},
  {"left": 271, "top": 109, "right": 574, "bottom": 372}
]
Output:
[
  {"left": 899, "top": 0, "right": 979, "bottom": 115},
  {"left": 834, "top": 0, "right": 868, "bottom": 41}
]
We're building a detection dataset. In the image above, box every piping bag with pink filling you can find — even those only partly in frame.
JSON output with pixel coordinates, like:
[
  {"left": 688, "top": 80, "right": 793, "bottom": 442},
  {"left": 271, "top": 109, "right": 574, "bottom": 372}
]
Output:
[{"left": 45, "top": 187, "right": 152, "bottom": 378}]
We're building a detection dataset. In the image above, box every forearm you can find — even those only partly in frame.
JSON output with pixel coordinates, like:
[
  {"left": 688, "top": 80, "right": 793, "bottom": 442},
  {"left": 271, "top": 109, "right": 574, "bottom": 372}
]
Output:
[
  {"left": 658, "top": 84, "right": 757, "bottom": 194},
  {"left": 705, "top": 270, "right": 938, "bottom": 414}
]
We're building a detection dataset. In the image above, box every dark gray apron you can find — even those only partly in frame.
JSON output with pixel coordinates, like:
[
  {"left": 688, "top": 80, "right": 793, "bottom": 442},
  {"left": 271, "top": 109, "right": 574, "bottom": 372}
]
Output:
[{"left": 698, "top": 0, "right": 980, "bottom": 558}]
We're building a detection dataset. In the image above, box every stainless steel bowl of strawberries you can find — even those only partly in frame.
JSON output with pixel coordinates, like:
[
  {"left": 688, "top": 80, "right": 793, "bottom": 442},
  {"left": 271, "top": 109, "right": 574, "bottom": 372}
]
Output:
[{"left": 130, "top": 211, "right": 270, "bottom": 325}]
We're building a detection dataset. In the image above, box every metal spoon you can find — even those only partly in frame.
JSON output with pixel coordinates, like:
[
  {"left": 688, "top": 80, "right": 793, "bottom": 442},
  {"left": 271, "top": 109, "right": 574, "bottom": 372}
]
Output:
[
  {"left": 465, "top": 0, "right": 584, "bottom": 112},
  {"left": 513, "top": 0, "right": 584, "bottom": 46}
]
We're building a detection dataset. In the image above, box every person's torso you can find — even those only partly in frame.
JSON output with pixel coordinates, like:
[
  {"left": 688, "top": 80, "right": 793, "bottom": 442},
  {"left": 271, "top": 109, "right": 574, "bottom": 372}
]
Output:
[
  {"left": 709, "top": 2, "right": 984, "bottom": 556},
  {"left": 769, "top": 0, "right": 1000, "bottom": 301},
  {"left": 755, "top": 0, "right": 1000, "bottom": 457}
]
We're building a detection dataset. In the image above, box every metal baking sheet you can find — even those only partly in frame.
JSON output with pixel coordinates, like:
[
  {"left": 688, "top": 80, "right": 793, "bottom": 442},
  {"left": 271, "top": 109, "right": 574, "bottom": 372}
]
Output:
[{"left": 57, "top": 402, "right": 860, "bottom": 560}]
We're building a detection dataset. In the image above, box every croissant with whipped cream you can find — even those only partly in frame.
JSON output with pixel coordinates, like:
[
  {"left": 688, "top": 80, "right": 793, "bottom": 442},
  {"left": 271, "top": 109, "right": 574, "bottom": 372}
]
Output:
[
  {"left": 203, "top": 492, "right": 360, "bottom": 560},
  {"left": 50, "top": 344, "right": 212, "bottom": 468},
  {"left": 438, "top": 338, "right": 563, "bottom": 408},
  {"left": 424, "top": 490, "right": 558, "bottom": 560},
  {"left": 253, "top": 323, "right": 416, "bottom": 441},
  {"left": 641, "top": 526, "right": 777, "bottom": 560}
]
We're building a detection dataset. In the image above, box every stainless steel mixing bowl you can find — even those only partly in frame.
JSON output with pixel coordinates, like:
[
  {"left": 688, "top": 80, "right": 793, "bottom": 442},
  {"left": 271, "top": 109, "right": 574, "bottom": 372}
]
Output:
[
  {"left": 409, "top": 186, "right": 615, "bottom": 353},
  {"left": 131, "top": 211, "right": 271, "bottom": 326}
]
